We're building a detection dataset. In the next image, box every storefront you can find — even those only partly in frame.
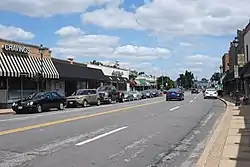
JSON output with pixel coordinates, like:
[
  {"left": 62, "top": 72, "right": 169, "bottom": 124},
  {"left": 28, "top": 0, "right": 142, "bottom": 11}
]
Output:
[
  {"left": 87, "top": 64, "right": 130, "bottom": 91},
  {"left": 52, "top": 58, "right": 109, "bottom": 96},
  {"left": 243, "top": 62, "right": 250, "bottom": 98},
  {"left": 0, "top": 38, "right": 59, "bottom": 108}
]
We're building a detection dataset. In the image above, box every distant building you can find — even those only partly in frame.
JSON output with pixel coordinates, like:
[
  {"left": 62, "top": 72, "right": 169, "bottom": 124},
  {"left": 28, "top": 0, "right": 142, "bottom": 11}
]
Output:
[{"left": 222, "top": 53, "right": 229, "bottom": 72}]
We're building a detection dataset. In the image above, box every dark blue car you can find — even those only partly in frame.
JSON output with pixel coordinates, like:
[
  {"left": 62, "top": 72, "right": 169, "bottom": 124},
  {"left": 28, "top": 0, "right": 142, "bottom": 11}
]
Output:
[{"left": 166, "top": 88, "right": 184, "bottom": 101}]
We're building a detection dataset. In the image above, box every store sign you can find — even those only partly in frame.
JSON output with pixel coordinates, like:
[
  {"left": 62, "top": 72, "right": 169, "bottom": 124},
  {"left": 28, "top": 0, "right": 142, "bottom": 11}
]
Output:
[
  {"left": 237, "top": 54, "right": 245, "bottom": 67},
  {"left": 2, "top": 44, "right": 30, "bottom": 53},
  {"left": 112, "top": 70, "right": 124, "bottom": 77}
]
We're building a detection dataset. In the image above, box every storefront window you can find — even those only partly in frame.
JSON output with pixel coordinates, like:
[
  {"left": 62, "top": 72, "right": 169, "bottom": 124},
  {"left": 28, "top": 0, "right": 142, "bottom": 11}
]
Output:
[{"left": 8, "top": 77, "right": 37, "bottom": 103}]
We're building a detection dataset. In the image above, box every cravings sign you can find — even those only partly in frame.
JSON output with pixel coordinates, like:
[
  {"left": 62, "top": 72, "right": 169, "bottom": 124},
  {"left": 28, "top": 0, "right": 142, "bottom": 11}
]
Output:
[{"left": 2, "top": 44, "right": 30, "bottom": 54}]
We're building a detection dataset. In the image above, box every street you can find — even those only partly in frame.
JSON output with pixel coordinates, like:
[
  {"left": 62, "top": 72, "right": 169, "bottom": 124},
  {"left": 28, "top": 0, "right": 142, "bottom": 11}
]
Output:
[{"left": 0, "top": 92, "right": 225, "bottom": 167}]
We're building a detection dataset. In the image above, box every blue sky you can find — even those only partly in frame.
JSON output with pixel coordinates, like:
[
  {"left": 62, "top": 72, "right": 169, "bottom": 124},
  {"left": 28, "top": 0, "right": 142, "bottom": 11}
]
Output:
[{"left": 0, "top": 0, "right": 249, "bottom": 80}]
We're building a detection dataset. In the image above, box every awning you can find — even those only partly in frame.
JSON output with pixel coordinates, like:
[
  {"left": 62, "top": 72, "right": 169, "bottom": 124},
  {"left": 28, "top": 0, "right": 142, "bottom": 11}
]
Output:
[
  {"left": 0, "top": 52, "right": 59, "bottom": 78},
  {"left": 134, "top": 79, "right": 141, "bottom": 86},
  {"left": 52, "top": 58, "right": 107, "bottom": 80},
  {"left": 134, "top": 79, "right": 151, "bottom": 86}
]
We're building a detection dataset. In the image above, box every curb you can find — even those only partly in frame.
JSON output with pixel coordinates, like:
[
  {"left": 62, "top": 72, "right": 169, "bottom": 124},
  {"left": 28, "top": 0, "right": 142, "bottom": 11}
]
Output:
[
  {"left": 196, "top": 97, "right": 231, "bottom": 167},
  {"left": 0, "top": 110, "right": 15, "bottom": 116}
]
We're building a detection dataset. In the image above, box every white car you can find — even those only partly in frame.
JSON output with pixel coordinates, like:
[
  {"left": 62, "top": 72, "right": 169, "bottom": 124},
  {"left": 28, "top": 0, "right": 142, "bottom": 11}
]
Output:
[{"left": 204, "top": 88, "right": 218, "bottom": 99}]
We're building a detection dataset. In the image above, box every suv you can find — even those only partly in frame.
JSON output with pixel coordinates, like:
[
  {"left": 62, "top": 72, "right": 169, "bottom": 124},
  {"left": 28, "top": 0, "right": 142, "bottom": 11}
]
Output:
[
  {"left": 67, "top": 89, "right": 101, "bottom": 107},
  {"left": 97, "top": 85, "right": 124, "bottom": 103}
]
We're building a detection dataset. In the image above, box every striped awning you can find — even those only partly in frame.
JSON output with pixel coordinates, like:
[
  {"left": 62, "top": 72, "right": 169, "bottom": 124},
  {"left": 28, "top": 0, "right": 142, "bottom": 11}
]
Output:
[{"left": 0, "top": 52, "right": 59, "bottom": 78}]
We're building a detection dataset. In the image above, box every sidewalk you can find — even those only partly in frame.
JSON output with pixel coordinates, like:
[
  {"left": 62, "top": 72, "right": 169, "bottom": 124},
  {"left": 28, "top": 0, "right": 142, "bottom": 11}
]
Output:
[
  {"left": 0, "top": 108, "right": 15, "bottom": 115},
  {"left": 196, "top": 96, "right": 250, "bottom": 167}
]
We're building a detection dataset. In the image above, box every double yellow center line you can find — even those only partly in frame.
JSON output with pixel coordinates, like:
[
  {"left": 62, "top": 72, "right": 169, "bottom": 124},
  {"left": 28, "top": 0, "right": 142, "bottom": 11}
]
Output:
[{"left": 0, "top": 100, "right": 164, "bottom": 136}]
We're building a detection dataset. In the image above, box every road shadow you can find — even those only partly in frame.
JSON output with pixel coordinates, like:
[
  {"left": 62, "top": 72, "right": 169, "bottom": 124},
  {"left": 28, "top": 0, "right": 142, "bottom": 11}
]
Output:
[{"left": 224, "top": 96, "right": 250, "bottom": 166}]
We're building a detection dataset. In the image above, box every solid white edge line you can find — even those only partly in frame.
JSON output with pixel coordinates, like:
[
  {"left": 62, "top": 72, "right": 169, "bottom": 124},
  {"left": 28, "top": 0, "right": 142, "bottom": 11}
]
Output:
[
  {"left": 76, "top": 126, "right": 128, "bottom": 146},
  {"left": 169, "top": 106, "right": 180, "bottom": 111}
]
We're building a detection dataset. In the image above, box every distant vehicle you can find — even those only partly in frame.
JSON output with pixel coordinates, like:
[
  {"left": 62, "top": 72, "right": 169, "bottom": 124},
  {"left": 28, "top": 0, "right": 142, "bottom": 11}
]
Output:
[
  {"left": 204, "top": 88, "right": 218, "bottom": 99},
  {"left": 67, "top": 89, "right": 101, "bottom": 107},
  {"left": 151, "top": 89, "right": 159, "bottom": 97},
  {"left": 144, "top": 90, "right": 153, "bottom": 98},
  {"left": 97, "top": 85, "right": 124, "bottom": 103},
  {"left": 12, "top": 91, "right": 67, "bottom": 114},
  {"left": 191, "top": 88, "right": 199, "bottom": 94},
  {"left": 140, "top": 91, "right": 147, "bottom": 99},
  {"left": 166, "top": 88, "right": 184, "bottom": 101},
  {"left": 131, "top": 91, "right": 142, "bottom": 100},
  {"left": 123, "top": 91, "right": 134, "bottom": 101}
]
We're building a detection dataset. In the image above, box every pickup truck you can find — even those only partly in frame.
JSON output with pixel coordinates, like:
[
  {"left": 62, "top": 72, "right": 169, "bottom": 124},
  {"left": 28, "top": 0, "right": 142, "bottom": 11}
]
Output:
[{"left": 97, "top": 85, "right": 124, "bottom": 103}]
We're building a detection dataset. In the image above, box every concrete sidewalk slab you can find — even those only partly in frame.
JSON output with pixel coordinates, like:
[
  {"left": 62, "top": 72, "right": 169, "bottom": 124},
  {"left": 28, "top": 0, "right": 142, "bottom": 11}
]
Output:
[
  {"left": 196, "top": 96, "right": 250, "bottom": 167},
  {"left": 0, "top": 109, "right": 15, "bottom": 115}
]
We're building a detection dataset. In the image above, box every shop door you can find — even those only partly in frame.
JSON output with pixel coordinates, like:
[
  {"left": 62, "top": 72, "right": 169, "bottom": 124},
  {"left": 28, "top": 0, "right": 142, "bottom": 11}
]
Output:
[{"left": 65, "top": 80, "right": 77, "bottom": 96}]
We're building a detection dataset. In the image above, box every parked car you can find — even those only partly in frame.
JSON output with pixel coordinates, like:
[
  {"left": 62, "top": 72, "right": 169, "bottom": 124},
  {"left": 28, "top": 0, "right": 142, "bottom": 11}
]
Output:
[
  {"left": 140, "top": 91, "right": 147, "bottom": 99},
  {"left": 67, "top": 89, "right": 101, "bottom": 107},
  {"left": 191, "top": 88, "right": 199, "bottom": 94},
  {"left": 123, "top": 91, "right": 134, "bottom": 101},
  {"left": 204, "top": 88, "right": 218, "bottom": 99},
  {"left": 12, "top": 91, "right": 67, "bottom": 114},
  {"left": 131, "top": 91, "right": 142, "bottom": 100},
  {"left": 97, "top": 85, "right": 124, "bottom": 103},
  {"left": 144, "top": 90, "right": 153, "bottom": 98},
  {"left": 166, "top": 88, "right": 184, "bottom": 101},
  {"left": 151, "top": 89, "right": 159, "bottom": 97}
]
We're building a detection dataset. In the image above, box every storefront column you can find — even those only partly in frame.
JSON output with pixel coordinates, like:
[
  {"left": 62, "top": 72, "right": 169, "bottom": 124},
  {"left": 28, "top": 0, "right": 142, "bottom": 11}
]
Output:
[
  {"left": 86, "top": 81, "right": 89, "bottom": 89},
  {"left": 20, "top": 76, "right": 23, "bottom": 100},
  {"left": 6, "top": 77, "right": 8, "bottom": 107}
]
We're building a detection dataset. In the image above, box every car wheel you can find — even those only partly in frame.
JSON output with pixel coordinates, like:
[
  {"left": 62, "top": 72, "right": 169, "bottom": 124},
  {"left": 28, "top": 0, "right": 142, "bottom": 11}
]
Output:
[
  {"left": 108, "top": 97, "right": 112, "bottom": 104},
  {"left": 120, "top": 96, "right": 124, "bottom": 103},
  {"left": 97, "top": 99, "right": 101, "bottom": 106},
  {"left": 166, "top": 98, "right": 169, "bottom": 101},
  {"left": 36, "top": 104, "right": 43, "bottom": 113},
  {"left": 58, "top": 102, "right": 64, "bottom": 110},
  {"left": 83, "top": 100, "right": 88, "bottom": 107}
]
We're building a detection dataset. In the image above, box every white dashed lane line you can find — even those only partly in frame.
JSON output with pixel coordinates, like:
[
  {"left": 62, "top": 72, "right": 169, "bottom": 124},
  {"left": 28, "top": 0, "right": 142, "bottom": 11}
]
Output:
[
  {"left": 76, "top": 126, "right": 128, "bottom": 146},
  {"left": 169, "top": 106, "right": 180, "bottom": 111},
  {"left": 189, "top": 100, "right": 194, "bottom": 103}
]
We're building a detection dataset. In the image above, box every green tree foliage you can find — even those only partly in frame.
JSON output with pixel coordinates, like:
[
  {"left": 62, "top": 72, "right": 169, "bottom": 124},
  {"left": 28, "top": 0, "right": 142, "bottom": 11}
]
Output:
[
  {"left": 210, "top": 72, "right": 220, "bottom": 82},
  {"left": 176, "top": 70, "right": 194, "bottom": 89},
  {"left": 157, "top": 76, "right": 175, "bottom": 90}
]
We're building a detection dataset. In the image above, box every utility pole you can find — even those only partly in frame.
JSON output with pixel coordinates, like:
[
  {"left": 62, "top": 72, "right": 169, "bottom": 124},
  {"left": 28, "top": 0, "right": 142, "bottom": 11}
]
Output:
[{"left": 161, "top": 68, "right": 164, "bottom": 90}]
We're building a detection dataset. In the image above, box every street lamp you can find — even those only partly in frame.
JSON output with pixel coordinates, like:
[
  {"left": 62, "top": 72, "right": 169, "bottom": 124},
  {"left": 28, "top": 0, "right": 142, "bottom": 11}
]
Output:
[
  {"left": 232, "top": 37, "right": 240, "bottom": 106},
  {"left": 39, "top": 44, "right": 46, "bottom": 92}
]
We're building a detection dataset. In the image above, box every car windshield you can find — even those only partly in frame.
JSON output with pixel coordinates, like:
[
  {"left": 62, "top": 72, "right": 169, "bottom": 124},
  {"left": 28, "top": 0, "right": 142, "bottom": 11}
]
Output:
[
  {"left": 72, "top": 90, "right": 88, "bottom": 95},
  {"left": 97, "top": 86, "right": 110, "bottom": 91},
  {"left": 168, "top": 88, "right": 180, "bottom": 92},
  {"left": 32, "top": 92, "right": 46, "bottom": 99},
  {"left": 207, "top": 89, "right": 216, "bottom": 91}
]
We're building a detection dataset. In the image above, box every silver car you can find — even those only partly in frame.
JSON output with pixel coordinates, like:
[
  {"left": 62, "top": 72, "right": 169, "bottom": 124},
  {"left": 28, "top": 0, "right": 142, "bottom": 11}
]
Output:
[{"left": 67, "top": 89, "right": 101, "bottom": 107}]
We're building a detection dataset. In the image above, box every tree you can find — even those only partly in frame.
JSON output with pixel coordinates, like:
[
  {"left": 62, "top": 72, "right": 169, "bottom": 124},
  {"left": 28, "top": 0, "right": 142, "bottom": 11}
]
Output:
[
  {"left": 176, "top": 70, "right": 194, "bottom": 89},
  {"left": 210, "top": 72, "right": 220, "bottom": 82},
  {"left": 138, "top": 72, "right": 145, "bottom": 75},
  {"left": 157, "top": 76, "right": 175, "bottom": 89},
  {"left": 201, "top": 78, "right": 208, "bottom": 82},
  {"left": 90, "top": 60, "right": 103, "bottom": 65},
  {"left": 129, "top": 70, "right": 138, "bottom": 80}
]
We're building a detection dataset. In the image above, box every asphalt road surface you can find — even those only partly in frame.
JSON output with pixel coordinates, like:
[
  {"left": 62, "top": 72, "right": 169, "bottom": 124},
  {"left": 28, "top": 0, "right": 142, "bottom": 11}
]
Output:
[{"left": 0, "top": 92, "right": 225, "bottom": 167}]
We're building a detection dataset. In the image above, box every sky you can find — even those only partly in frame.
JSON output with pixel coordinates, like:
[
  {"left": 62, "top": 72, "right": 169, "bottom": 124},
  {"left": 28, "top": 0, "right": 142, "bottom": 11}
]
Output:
[{"left": 0, "top": 0, "right": 249, "bottom": 80}]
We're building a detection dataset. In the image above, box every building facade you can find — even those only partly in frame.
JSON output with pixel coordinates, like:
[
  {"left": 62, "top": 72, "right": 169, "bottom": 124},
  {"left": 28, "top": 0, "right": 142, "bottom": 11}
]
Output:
[
  {"left": 87, "top": 64, "right": 130, "bottom": 91},
  {"left": 243, "top": 22, "right": 250, "bottom": 97},
  {"left": 222, "top": 53, "right": 229, "bottom": 72},
  {"left": 0, "top": 38, "right": 59, "bottom": 108},
  {"left": 52, "top": 58, "right": 109, "bottom": 96}
]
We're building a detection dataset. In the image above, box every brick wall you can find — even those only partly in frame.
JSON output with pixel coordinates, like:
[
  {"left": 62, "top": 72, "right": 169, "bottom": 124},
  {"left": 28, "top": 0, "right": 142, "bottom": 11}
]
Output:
[{"left": 0, "top": 38, "right": 51, "bottom": 58}]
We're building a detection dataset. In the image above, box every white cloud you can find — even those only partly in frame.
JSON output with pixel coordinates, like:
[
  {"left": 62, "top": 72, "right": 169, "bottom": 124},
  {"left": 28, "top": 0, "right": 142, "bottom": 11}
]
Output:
[
  {"left": 55, "top": 26, "right": 84, "bottom": 37},
  {"left": 0, "top": 24, "right": 35, "bottom": 40},
  {"left": 180, "top": 42, "right": 193, "bottom": 47},
  {"left": 0, "top": 0, "right": 120, "bottom": 17},
  {"left": 82, "top": 7, "right": 141, "bottom": 29},
  {"left": 81, "top": 0, "right": 250, "bottom": 36},
  {"left": 52, "top": 26, "right": 171, "bottom": 61}
]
